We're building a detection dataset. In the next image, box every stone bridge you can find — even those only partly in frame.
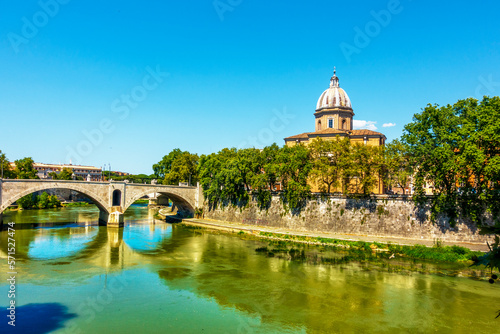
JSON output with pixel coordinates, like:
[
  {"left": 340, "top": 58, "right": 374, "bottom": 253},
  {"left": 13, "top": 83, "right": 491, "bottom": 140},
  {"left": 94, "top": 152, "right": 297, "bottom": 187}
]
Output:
[{"left": 0, "top": 179, "right": 204, "bottom": 227}]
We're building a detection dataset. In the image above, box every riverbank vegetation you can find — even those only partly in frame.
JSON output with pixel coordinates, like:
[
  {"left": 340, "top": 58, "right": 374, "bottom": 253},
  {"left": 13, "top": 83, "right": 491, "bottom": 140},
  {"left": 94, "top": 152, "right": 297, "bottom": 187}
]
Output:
[
  {"left": 105, "top": 172, "right": 157, "bottom": 183},
  {"left": 133, "top": 199, "right": 149, "bottom": 204},
  {"left": 17, "top": 192, "right": 61, "bottom": 210},
  {"left": 62, "top": 202, "right": 91, "bottom": 207},
  {"left": 256, "top": 231, "right": 482, "bottom": 263}
]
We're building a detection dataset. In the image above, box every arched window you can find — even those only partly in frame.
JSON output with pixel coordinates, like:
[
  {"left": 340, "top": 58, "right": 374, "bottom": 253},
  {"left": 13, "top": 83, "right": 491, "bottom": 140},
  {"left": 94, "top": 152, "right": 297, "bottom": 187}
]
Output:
[
  {"left": 317, "top": 120, "right": 322, "bottom": 131},
  {"left": 342, "top": 119, "right": 346, "bottom": 130},
  {"left": 112, "top": 190, "right": 121, "bottom": 206}
]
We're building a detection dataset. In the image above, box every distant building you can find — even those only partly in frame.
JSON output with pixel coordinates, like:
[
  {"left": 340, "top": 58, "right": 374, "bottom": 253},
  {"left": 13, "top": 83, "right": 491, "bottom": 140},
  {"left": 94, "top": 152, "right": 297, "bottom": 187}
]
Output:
[
  {"left": 9, "top": 162, "right": 103, "bottom": 181},
  {"left": 112, "top": 171, "right": 130, "bottom": 176}
]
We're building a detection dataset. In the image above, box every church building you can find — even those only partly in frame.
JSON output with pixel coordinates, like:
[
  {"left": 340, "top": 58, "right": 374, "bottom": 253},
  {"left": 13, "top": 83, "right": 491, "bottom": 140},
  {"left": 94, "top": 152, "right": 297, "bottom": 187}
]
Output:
[
  {"left": 284, "top": 69, "right": 386, "bottom": 147},
  {"left": 283, "top": 69, "right": 386, "bottom": 194}
]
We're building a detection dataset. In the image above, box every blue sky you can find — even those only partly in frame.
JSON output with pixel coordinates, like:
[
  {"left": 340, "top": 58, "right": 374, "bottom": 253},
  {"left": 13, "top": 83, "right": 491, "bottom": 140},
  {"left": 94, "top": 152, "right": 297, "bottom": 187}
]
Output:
[{"left": 1, "top": 0, "right": 499, "bottom": 174}]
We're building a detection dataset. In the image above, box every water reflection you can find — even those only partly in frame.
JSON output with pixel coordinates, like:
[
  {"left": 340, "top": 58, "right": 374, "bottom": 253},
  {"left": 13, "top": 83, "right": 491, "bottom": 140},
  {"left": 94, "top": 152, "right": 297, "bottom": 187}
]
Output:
[
  {"left": 28, "top": 227, "right": 99, "bottom": 260},
  {"left": 0, "top": 207, "right": 500, "bottom": 333},
  {"left": 0, "top": 223, "right": 177, "bottom": 267},
  {"left": 123, "top": 223, "right": 172, "bottom": 252}
]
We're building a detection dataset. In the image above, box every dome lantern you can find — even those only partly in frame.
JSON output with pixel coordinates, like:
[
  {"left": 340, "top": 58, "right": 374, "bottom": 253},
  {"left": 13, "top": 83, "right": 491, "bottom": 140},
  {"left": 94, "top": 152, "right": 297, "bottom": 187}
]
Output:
[
  {"left": 330, "top": 67, "right": 339, "bottom": 88},
  {"left": 316, "top": 68, "right": 352, "bottom": 111}
]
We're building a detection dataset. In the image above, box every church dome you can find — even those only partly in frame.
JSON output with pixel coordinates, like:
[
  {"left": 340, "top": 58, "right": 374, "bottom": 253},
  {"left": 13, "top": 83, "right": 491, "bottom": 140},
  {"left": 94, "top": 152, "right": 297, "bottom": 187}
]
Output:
[{"left": 316, "top": 69, "right": 352, "bottom": 110}]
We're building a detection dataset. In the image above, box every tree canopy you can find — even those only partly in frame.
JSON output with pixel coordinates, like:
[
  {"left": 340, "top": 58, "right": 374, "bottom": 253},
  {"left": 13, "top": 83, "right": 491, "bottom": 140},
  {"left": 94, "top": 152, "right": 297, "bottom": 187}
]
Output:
[
  {"left": 0, "top": 150, "right": 15, "bottom": 179},
  {"left": 382, "top": 139, "right": 412, "bottom": 195},
  {"left": 309, "top": 137, "right": 347, "bottom": 193},
  {"left": 14, "top": 157, "right": 38, "bottom": 179},
  {"left": 402, "top": 96, "right": 500, "bottom": 224},
  {"left": 164, "top": 151, "right": 199, "bottom": 185},
  {"left": 49, "top": 167, "right": 73, "bottom": 180},
  {"left": 153, "top": 149, "right": 199, "bottom": 185},
  {"left": 153, "top": 148, "right": 184, "bottom": 179}
]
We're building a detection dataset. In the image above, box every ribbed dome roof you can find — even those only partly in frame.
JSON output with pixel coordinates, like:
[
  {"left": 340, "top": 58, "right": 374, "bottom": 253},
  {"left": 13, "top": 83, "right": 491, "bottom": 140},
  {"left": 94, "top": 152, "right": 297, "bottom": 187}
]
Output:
[{"left": 316, "top": 70, "right": 352, "bottom": 110}]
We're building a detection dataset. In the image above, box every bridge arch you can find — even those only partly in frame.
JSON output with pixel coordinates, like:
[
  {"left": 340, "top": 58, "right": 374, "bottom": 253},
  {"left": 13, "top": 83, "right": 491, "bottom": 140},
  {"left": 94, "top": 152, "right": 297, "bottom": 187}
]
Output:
[
  {"left": 0, "top": 182, "right": 109, "bottom": 214},
  {"left": 123, "top": 187, "right": 195, "bottom": 217},
  {"left": 1, "top": 180, "right": 201, "bottom": 226}
]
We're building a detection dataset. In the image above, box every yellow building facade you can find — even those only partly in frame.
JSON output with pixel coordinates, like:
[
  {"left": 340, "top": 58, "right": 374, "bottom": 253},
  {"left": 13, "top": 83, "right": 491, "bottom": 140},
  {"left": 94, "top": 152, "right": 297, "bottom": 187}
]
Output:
[{"left": 284, "top": 70, "right": 386, "bottom": 194}]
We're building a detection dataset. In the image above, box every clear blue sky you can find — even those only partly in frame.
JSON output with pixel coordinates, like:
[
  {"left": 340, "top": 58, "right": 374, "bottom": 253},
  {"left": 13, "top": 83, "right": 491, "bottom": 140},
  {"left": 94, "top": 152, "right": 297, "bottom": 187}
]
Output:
[{"left": 1, "top": 0, "right": 499, "bottom": 174}]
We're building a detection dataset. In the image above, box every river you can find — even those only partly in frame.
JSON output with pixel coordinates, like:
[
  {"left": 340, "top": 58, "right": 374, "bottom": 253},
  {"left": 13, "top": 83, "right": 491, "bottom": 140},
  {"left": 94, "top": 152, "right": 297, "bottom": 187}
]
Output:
[{"left": 1, "top": 205, "right": 500, "bottom": 333}]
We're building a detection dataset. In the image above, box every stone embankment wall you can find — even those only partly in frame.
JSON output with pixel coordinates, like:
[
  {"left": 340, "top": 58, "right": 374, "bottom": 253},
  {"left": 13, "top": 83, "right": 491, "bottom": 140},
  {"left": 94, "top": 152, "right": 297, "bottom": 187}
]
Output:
[{"left": 203, "top": 196, "right": 494, "bottom": 244}]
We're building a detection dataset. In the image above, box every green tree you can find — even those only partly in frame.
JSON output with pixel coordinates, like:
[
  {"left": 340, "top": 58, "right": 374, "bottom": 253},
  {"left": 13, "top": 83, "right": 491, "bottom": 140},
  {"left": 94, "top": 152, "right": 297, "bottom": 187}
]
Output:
[
  {"left": 198, "top": 152, "right": 223, "bottom": 206},
  {"left": 218, "top": 148, "right": 251, "bottom": 205},
  {"left": 17, "top": 194, "right": 35, "bottom": 209},
  {"left": 0, "top": 150, "right": 15, "bottom": 179},
  {"left": 14, "top": 157, "right": 38, "bottom": 179},
  {"left": 309, "top": 137, "right": 350, "bottom": 193},
  {"left": 235, "top": 148, "right": 262, "bottom": 191},
  {"left": 383, "top": 139, "right": 412, "bottom": 194},
  {"left": 260, "top": 143, "right": 280, "bottom": 191},
  {"left": 47, "top": 194, "right": 61, "bottom": 208},
  {"left": 344, "top": 143, "right": 382, "bottom": 195},
  {"left": 198, "top": 148, "right": 249, "bottom": 207},
  {"left": 402, "top": 96, "right": 500, "bottom": 224},
  {"left": 36, "top": 192, "right": 50, "bottom": 209},
  {"left": 277, "top": 144, "right": 312, "bottom": 211},
  {"left": 250, "top": 144, "right": 280, "bottom": 209},
  {"left": 153, "top": 148, "right": 184, "bottom": 180},
  {"left": 164, "top": 152, "right": 199, "bottom": 185},
  {"left": 17, "top": 192, "right": 61, "bottom": 209},
  {"left": 49, "top": 167, "right": 73, "bottom": 180}
]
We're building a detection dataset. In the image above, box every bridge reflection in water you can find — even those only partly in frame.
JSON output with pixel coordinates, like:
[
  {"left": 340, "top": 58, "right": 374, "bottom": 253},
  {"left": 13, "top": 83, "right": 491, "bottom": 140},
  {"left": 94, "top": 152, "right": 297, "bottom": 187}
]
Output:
[{"left": 0, "top": 221, "right": 178, "bottom": 269}]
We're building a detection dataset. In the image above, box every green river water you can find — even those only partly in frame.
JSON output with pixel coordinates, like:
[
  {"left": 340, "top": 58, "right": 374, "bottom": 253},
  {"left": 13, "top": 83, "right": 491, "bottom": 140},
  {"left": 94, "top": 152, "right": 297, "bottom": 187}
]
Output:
[{"left": 1, "top": 205, "right": 500, "bottom": 333}]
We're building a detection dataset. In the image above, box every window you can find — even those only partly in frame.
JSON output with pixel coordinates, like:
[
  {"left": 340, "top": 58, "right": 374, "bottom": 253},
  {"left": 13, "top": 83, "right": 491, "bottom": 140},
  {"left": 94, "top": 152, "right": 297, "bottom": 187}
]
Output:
[
  {"left": 328, "top": 119, "right": 333, "bottom": 128},
  {"left": 317, "top": 120, "right": 321, "bottom": 131},
  {"left": 342, "top": 119, "right": 346, "bottom": 130}
]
